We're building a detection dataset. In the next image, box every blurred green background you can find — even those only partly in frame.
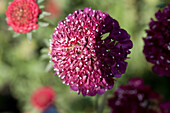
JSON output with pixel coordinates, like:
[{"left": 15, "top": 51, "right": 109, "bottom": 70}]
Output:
[{"left": 0, "top": 0, "right": 170, "bottom": 113}]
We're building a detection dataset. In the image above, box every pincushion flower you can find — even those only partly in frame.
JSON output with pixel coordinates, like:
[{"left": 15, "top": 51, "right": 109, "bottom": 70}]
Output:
[
  {"left": 50, "top": 8, "right": 133, "bottom": 96},
  {"left": 31, "top": 86, "right": 56, "bottom": 111},
  {"left": 6, "top": 0, "right": 41, "bottom": 33},
  {"left": 108, "top": 78, "right": 162, "bottom": 113},
  {"left": 143, "top": 4, "right": 170, "bottom": 77}
]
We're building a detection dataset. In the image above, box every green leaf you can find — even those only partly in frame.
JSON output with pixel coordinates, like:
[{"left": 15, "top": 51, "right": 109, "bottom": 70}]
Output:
[
  {"left": 44, "top": 38, "right": 51, "bottom": 46},
  {"left": 45, "top": 62, "right": 53, "bottom": 72},
  {"left": 32, "top": 30, "right": 36, "bottom": 33},
  {"left": 39, "top": 5, "right": 45, "bottom": 9},
  {"left": 101, "top": 33, "right": 110, "bottom": 40},
  {"left": 39, "top": 11, "right": 51, "bottom": 19},
  {"left": 40, "top": 54, "right": 50, "bottom": 60},
  {"left": 27, "top": 33, "right": 32, "bottom": 42},
  {"left": 41, "top": 48, "right": 49, "bottom": 54},
  {"left": 37, "top": 0, "right": 44, "bottom": 4},
  {"left": 13, "top": 32, "right": 20, "bottom": 38},
  {"left": 39, "top": 22, "right": 49, "bottom": 27},
  {"left": 8, "top": 27, "right": 13, "bottom": 31}
]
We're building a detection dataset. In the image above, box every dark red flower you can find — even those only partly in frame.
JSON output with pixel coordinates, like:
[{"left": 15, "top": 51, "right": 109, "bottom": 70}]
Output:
[
  {"left": 143, "top": 4, "right": 170, "bottom": 77},
  {"left": 6, "top": 0, "right": 41, "bottom": 33},
  {"left": 108, "top": 78, "right": 162, "bottom": 113},
  {"left": 50, "top": 8, "right": 132, "bottom": 96},
  {"left": 30, "top": 86, "right": 56, "bottom": 111}
]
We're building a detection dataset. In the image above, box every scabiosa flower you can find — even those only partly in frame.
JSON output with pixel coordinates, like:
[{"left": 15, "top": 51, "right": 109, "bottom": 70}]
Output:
[
  {"left": 50, "top": 8, "right": 133, "bottom": 96},
  {"left": 30, "top": 86, "right": 56, "bottom": 111},
  {"left": 108, "top": 78, "right": 162, "bottom": 113},
  {"left": 6, "top": 0, "right": 41, "bottom": 33},
  {"left": 143, "top": 4, "right": 170, "bottom": 77}
]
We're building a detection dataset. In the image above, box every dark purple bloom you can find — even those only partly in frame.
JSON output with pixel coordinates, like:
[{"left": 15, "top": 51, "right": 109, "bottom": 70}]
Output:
[
  {"left": 50, "top": 8, "right": 132, "bottom": 96},
  {"left": 108, "top": 78, "right": 162, "bottom": 113},
  {"left": 143, "top": 4, "right": 170, "bottom": 77},
  {"left": 160, "top": 101, "right": 170, "bottom": 113}
]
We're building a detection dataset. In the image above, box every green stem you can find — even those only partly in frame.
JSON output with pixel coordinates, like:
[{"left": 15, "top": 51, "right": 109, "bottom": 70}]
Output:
[
  {"left": 95, "top": 95, "right": 99, "bottom": 110},
  {"left": 97, "top": 92, "right": 108, "bottom": 113}
]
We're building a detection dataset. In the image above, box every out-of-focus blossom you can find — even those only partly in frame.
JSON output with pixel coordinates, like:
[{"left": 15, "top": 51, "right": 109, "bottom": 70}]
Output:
[
  {"left": 31, "top": 86, "right": 56, "bottom": 111},
  {"left": 50, "top": 8, "right": 133, "bottom": 96},
  {"left": 143, "top": 4, "right": 170, "bottom": 77},
  {"left": 6, "top": 0, "right": 41, "bottom": 33},
  {"left": 45, "top": 0, "right": 61, "bottom": 19},
  {"left": 161, "top": 101, "right": 170, "bottom": 113},
  {"left": 108, "top": 78, "right": 162, "bottom": 113},
  {"left": 23, "top": 111, "right": 32, "bottom": 113}
]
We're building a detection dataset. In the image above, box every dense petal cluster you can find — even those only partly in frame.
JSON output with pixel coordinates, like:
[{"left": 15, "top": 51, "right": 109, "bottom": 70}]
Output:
[
  {"left": 31, "top": 86, "right": 56, "bottom": 111},
  {"left": 50, "top": 8, "right": 132, "bottom": 96},
  {"left": 143, "top": 4, "right": 170, "bottom": 77},
  {"left": 6, "top": 0, "right": 40, "bottom": 33},
  {"left": 108, "top": 78, "right": 162, "bottom": 113}
]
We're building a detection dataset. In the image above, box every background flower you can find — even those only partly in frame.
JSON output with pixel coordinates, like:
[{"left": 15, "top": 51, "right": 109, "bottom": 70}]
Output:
[
  {"left": 30, "top": 86, "right": 56, "bottom": 111},
  {"left": 108, "top": 78, "right": 162, "bottom": 113},
  {"left": 6, "top": 0, "right": 41, "bottom": 33},
  {"left": 143, "top": 4, "right": 170, "bottom": 77},
  {"left": 160, "top": 101, "right": 170, "bottom": 113},
  {"left": 50, "top": 8, "right": 132, "bottom": 96},
  {"left": 44, "top": 0, "right": 62, "bottom": 19}
]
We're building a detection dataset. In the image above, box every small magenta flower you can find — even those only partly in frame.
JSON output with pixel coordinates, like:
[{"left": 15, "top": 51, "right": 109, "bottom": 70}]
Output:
[
  {"left": 50, "top": 8, "right": 133, "bottom": 96},
  {"left": 6, "top": 0, "right": 41, "bottom": 33},
  {"left": 108, "top": 78, "right": 162, "bottom": 113},
  {"left": 143, "top": 4, "right": 170, "bottom": 77},
  {"left": 30, "top": 86, "right": 56, "bottom": 111}
]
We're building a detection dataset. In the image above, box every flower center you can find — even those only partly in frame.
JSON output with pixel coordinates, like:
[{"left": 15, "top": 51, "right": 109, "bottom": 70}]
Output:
[{"left": 11, "top": 2, "right": 32, "bottom": 25}]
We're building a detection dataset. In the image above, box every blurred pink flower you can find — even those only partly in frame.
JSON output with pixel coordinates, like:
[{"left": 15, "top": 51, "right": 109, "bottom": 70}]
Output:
[
  {"left": 45, "top": 0, "right": 61, "bottom": 19},
  {"left": 30, "top": 86, "right": 56, "bottom": 111}
]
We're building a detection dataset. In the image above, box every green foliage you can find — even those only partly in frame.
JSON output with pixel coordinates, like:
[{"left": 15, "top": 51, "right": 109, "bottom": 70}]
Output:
[{"left": 0, "top": 0, "right": 170, "bottom": 113}]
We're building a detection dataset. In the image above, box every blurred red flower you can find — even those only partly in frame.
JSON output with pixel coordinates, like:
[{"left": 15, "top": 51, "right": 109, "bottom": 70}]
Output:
[
  {"left": 30, "top": 86, "right": 56, "bottom": 111},
  {"left": 45, "top": 0, "right": 61, "bottom": 19}
]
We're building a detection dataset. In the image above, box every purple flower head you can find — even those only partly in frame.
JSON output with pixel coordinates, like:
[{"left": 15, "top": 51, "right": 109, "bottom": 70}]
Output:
[
  {"left": 108, "top": 78, "right": 162, "bottom": 113},
  {"left": 50, "top": 8, "right": 132, "bottom": 96},
  {"left": 143, "top": 4, "right": 170, "bottom": 77}
]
